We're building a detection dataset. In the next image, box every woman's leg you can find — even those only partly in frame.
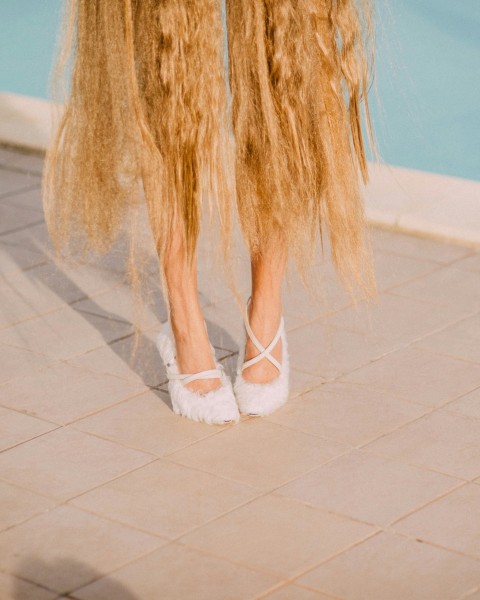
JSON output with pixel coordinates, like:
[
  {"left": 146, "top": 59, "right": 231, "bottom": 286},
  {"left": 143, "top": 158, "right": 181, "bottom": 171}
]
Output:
[
  {"left": 161, "top": 223, "right": 221, "bottom": 394},
  {"left": 242, "top": 242, "right": 288, "bottom": 383}
]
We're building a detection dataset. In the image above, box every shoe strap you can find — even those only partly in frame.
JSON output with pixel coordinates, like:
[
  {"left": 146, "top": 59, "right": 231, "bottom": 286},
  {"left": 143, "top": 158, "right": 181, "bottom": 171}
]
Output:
[
  {"left": 241, "top": 296, "right": 284, "bottom": 373},
  {"left": 167, "top": 368, "right": 223, "bottom": 386}
]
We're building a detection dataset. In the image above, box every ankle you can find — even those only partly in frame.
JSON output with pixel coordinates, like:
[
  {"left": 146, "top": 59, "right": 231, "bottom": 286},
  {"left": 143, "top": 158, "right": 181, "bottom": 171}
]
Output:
[
  {"left": 248, "top": 296, "right": 282, "bottom": 329},
  {"left": 250, "top": 293, "right": 282, "bottom": 314},
  {"left": 170, "top": 309, "right": 207, "bottom": 343}
]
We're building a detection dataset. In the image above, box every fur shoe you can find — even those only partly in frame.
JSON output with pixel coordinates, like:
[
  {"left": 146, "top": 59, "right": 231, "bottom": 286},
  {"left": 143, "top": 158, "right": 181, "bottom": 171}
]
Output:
[{"left": 156, "top": 319, "right": 240, "bottom": 425}]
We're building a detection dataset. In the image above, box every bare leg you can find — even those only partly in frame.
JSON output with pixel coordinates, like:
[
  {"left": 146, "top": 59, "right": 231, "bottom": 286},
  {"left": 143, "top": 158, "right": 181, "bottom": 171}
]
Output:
[
  {"left": 161, "top": 223, "right": 221, "bottom": 394},
  {"left": 242, "top": 242, "right": 288, "bottom": 383}
]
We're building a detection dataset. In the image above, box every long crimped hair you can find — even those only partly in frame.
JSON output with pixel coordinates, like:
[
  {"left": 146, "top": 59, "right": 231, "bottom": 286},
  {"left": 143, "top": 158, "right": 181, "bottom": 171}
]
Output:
[
  {"left": 226, "top": 0, "right": 378, "bottom": 300},
  {"left": 43, "top": 0, "right": 378, "bottom": 351}
]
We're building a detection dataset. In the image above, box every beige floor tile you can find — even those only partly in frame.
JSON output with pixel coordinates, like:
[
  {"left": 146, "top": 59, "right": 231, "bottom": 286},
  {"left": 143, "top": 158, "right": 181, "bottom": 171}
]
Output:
[
  {"left": 414, "top": 313, "right": 480, "bottom": 364},
  {"left": 362, "top": 410, "right": 480, "bottom": 480},
  {"left": 341, "top": 346, "right": 480, "bottom": 407},
  {"left": 72, "top": 389, "right": 225, "bottom": 456},
  {"left": 0, "top": 505, "right": 163, "bottom": 594},
  {"left": 445, "top": 387, "right": 480, "bottom": 419},
  {"left": 71, "top": 459, "right": 261, "bottom": 538},
  {"left": 326, "top": 292, "right": 472, "bottom": 347},
  {"left": 452, "top": 252, "right": 480, "bottom": 274},
  {"left": 69, "top": 330, "right": 169, "bottom": 388},
  {"left": 201, "top": 297, "right": 245, "bottom": 352},
  {"left": 1, "top": 151, "right": 44, "bottom": 175},
  {"left": 0, "top": 222, "right": 52, "bottom": 256},
  {"left": 0, "top": 406, "right": 56, "bottom": 450},
  {"left": 0, "top": 278, "right": 69, "bottom": 329},
  {"left": 0, "top": 204, "right": 42, "bottom": 236},
  {"left": 68, "top": 309, "right": 134, "bottom": 346},
  {"left": 0, "top": 244, "right": 46, "bottom": 281},
  {"left": 72, "top": 282, "right": 166, "bottom": 332},
  {"left": 287, "top": 318, "right": 397, "bottom": 379},
  {"left": 267, "top": 381, "right": 428, "bottom": 446},
  {"left": 370, "top": 228, "right": 471, "bottom": 264},
  {"left": 0, "top": 306, "right": 130, "bottom": 360},
  {"left": 261, "top": 584, "right": 333, "bottom": 599},
  {"left": 0, "top": 169, "right": 40, "bottom": 198},
  {"left": 0, "top": 146, "right": 24, "bottom": 166},
  {"left": 0, "top": 186, "right": 44, "bottom": 212},
  {"left": 0, "top": 571, "right": 57, "bottom": 600},
  {"left": 66, "top": 341, "right": 155, "bottom": 385},
  {"left": 0, "top": 481, "right": 57, "bottom": 532},
  {"left": 371, "top": 251, "right": 442, "bottom": 292},
  {"left": 73, "top": 542, "right": 279, "bottom": 600},
  {"left": 289, "top": 369, "right": 326, "bottom": 399},
  {"left": 0, "top": 362, "right": 147, "bottom": 425},
  {"left": 197, "top": 256, "right": 251, "bottom": 309},
  {"left": 393, "top": 483, "right": 480, "bottom": 559},
  {"left": 180, "top": 494, "right": 375, "bottom": 578},
  {"left": 298, "top": 531, "right": 480, "bottom": 600},
  {"left": 390, "top": 265, "right": 480, "bottom": 314},
  {"left": 275, "top": 450, "right": 460, "bottom": 526},
  {"left": 196, "top": 225, "right": 251, "bottom": 304},
  {"left": 0, "top": 307, "right": 96, "bottom": 360},
  {"left": 0, "top": 427, "right": 154, "bottom": 500},
  {"left": 281, "top": 263, "right": 353, "bottom": 331},
  {"left": 168, "top": 420, "right": 349, "bottom": 491},
  {"left": 0, "top": 342, "right": 50, "bottom": 384},
  {"left": 9, "top": 260, "right": 124, "bottom": 306}
]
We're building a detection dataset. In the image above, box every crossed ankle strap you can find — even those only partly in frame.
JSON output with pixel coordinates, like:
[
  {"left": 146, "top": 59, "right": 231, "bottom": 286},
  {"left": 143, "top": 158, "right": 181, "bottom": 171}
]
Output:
[{"left": 241, "top": 296, "right": 284, "bottom": 373}]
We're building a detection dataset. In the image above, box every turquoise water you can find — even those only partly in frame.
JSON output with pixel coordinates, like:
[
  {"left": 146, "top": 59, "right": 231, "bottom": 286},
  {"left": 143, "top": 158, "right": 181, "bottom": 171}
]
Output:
[
  {"left": 0, "top": 2, "right": 62, "bottom": 100},
  {"left": 0, "top": 1, "right": 479, "bottom": 181},
  {"left": 370, "top": 0, "right": 480, "bottom": 181}
]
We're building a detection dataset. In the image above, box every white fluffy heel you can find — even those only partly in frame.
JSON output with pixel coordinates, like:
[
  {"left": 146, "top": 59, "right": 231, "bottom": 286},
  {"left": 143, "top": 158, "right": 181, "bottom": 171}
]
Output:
[
  {"left": 234, "top": 296, "right": 290, "bottom": 416},
  {"left": 156, "top": 319, "right": 240, "bottom": 426}
]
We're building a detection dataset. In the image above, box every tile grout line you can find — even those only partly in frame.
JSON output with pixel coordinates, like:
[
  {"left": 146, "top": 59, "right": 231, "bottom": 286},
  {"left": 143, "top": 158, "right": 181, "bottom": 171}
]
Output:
[
  {"left": 0, "top": 423, "right": 61, "bottom": 455},
  {"left": 0, "top": 181, "right": 41, "bottom": 201},
  {"left": 0, "top": 566, "right": 60, "bottom": 598},
  {"left": 69, "top": 540, "right": 287, "bottom": 600},
  {"left": 382, "top": 528, "right": 480, "bottom": 564},
  {"left": 253, "top": 579, "right": 342, "bottom": 600},
  {"left": 384, "top": 480, "right": 472, "bottom": 530},
  {"left": 66, "top": 406, "right": 229, "bottom": 459}
]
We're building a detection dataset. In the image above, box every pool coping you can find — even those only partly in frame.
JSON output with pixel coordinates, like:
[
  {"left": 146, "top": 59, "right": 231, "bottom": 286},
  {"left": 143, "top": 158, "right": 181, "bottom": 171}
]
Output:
[
  {"left": 1, "top": 90, "right": 479, "bottom": 250},
  {"left": 363, "top": 162, "right": 480, "bottom": 250}
]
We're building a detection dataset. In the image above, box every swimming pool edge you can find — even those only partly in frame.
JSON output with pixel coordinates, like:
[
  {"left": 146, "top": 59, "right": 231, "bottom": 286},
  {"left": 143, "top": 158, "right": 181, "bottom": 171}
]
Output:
[{"left": 1, "top": 91, "right": 479, "bottom": 250}]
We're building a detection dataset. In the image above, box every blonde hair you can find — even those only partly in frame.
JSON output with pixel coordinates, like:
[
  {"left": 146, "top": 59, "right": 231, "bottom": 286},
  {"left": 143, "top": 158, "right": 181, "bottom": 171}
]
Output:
[
  {"left": 43, "top": 0, "right": 378, "bottom": 350},
  {"left": 226, "top": 0, "right": 378, "bottom": 299}
]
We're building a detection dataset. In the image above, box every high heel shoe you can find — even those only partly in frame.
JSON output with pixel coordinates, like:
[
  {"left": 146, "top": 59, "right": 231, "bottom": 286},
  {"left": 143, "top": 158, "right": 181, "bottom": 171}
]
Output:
[
  {"left": 156, "top": 319, "right": 240, "bottom": 425},
  {"left": 234, "top": 296, "right": 290, "bottom": 416}
]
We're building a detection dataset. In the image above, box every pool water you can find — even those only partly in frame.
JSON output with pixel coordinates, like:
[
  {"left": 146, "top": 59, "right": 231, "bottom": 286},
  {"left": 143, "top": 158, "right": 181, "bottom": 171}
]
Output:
[
  {"left": 0, "top": 2, "right": 62, "bottom": 101},
  {"left": 0, "top": 0, "right": 479, "bottom": 181},
  {"left": 369, "top": 0, "right": 480, "bottom": 181}
]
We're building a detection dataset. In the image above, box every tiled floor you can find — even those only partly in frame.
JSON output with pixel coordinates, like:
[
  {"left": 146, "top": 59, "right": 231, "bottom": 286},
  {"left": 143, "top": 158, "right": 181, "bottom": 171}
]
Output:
[{"left": 0, "top": 144, "right": 480, "bottom": 599}]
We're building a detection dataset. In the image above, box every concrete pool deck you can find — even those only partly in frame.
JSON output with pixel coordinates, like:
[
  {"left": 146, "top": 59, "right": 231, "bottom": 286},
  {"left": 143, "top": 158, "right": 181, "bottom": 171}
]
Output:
[{"left": 0, "top": 145, "right": 480, "bottom": 599}]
